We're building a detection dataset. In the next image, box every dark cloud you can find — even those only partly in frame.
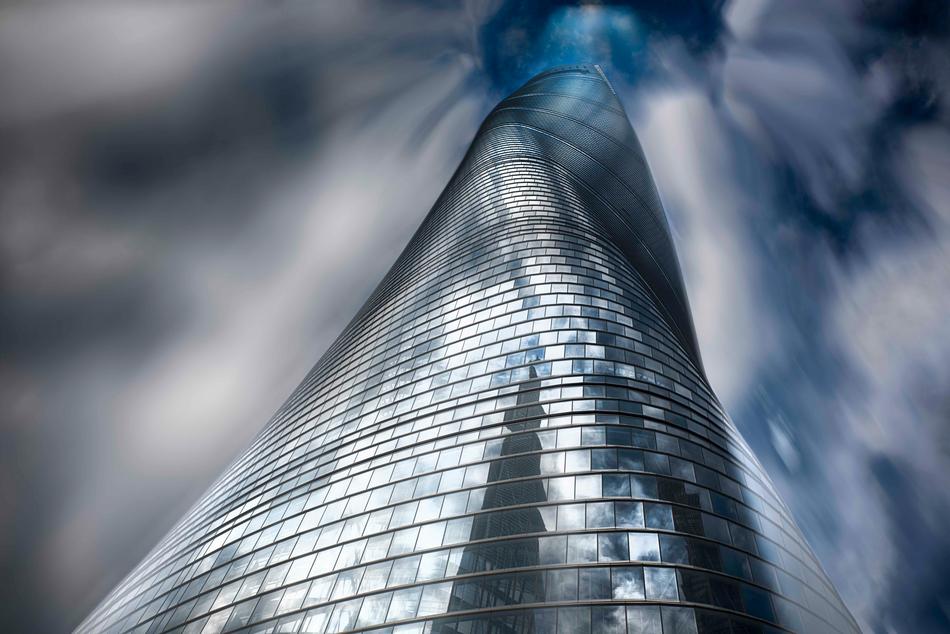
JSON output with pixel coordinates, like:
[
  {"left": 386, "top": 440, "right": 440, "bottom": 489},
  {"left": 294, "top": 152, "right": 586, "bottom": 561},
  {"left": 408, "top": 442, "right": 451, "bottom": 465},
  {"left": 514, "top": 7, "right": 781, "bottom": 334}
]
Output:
[{"left": 1, "top": 1, "right": 947, "bottom": 632}]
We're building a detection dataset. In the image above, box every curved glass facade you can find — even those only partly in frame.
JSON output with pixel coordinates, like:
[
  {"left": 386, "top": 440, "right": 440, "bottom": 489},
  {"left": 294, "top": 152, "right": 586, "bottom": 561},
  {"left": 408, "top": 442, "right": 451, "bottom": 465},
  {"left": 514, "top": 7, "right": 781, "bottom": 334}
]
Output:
[{"left": 78, "top": 65, "right": 858, "bottom": 634}]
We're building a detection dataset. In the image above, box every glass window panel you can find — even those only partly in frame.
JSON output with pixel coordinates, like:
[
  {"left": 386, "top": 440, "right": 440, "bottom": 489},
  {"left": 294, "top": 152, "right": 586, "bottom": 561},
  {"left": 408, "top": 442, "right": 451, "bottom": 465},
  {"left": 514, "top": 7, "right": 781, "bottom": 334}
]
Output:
[
  {"left": 575, "top": 474, "right": 601, "bottom": 499},
  {"left": 416, "top": 497, "right": 444, "bottom": 522},
  {"left": 326, "top": 598, "right": 362, "bottom": 633},
  {"left": 417, "top": 521, "right": 446, "bottom": 548},
  {"left": 364, "top": 534, "right": 393, "bottom": 562},
  {"left": 541, "top": 452, "right": 566, "bottom": 475},
  {"left": 276, "top": 581, "right": 309, "bottom": 615},
  {"left": 557, "top": 504, "right": 586, "bottom": 530},
  {"left": 441, "top": 492, "right": 469, "bottom": 518},
  {"left": 361, "top": 562, "right": 393, "bottom": 593},
  {"left": 592, "top": 605, "right": 625, "bottom": 633},
  {"left": 631, "top": 475, "right": 658, "bottom": 499},
  {"left": 644, "top": 503, "right": 674, "bottom": 530},
  {"left": 463, "top": 463, "right": 490, "bottom": 487},
  {"left": 261, "top": 562, "right": 290, "bottom": 593},
  {"left": 341, "top": 515, "right": 368, "bottom": 540},
  {"left": 557, "top": 428, "right": 581, "bottom": 449},
  {"left": 250, "top": 589, "right": 284, "bottom": 622},
  {"left": 332, "top": 568, "right": 364, "bottom": 600},
  {"left": 548, "top": 476, "right": 575, "bottom": 501},
  {"left": 669, "top": 457, "right": 695, "bottom": 482},
  {"left": 772, "top": 596, "right": 803, "bottom": 631},
  {"left": 751, "top": 558, "right": 779, "bottom": 591},
  {"left": 581, "top": 426, "right": 605, "bottom": 446},
  {"left": 659, "top": 534, "right": 689, "bottom": 564},
  {"left": 591, "top": 448, "right": 617, "bottom": 470},
  {"left": 290, "top": 532, "right": 318, "bottom": 560},
  {"left": 720, "top": 547, "right": 752, "bottom": 581},
  {"left": 567, "top": 534, "right": 597, "bottom": 563},
  {"left": 417, "top": 550, "right": 449, "bottom": 582},
  {"left": 615, "top": 502, "right": 644, "bottom": 528},
  {"left": 612, "top": 567, "right": 644, "bottom": 599},
  {"left": 586, "top": 502, "right": 614, "bottom": 528},
  {"left": 235, "top": 572, "right": 265, "bottom": 602},
  {"left": 729, "top": 523, "right": 756, "bottom": 553},
  {"left": 598, "top": 533, "right": 628, "bottom": 562},
  {"left": 387, "top": 587, "right": 423, "bottom": 622},
  {"left": 300, "top": 605, "right": 332, "bottom": 634},
  {"left": 539, "top": 535, "right": 567, "bottom": 565},
  {"left": 389, "top": 527, "right": 420, "bottom": 556},
  {"left": 303, "top": 574, "right": 336, "bottom": 607},
  {"left": 546, "top": 568, "right": 578, "bottom": 601},
  {"left": 644, "top": 566, "right": 678, "bottom": 601},
  {"left": 443, "top": 517, "right": 473, "bottom": 545},
  {"left": 702, "top": 513, "right": 731, "bottom": 544},
  {"left": 602, "top": 474, "right": 631, "bottom": 497},
  {"left": 532, "top": 607, "right": 558, "bottom": 631},
  {"left": 557, "top": 606, "right": 591, "bottom": 634},
  {"left": 356, "top": 592, "right": 392, "bottom": 628},
  {"left": 337, "top": 540, "right": 366, "bottom": 568},
  {"left": 418, "top": 582, "right": 453, "bottom": 617},
  {"left": 539, "top": 505, "right": 558, "bottom": 531},
  {"left": 625, "top": 605, "right": 662, "bottom": 634},
  {"left": 388, "top": 555, "right": 421, "bottom": 587},
  {"left": 629, "top": 533, "right": 661, "bottom": 562},
  {"left": 285, "top": 554, "right": 316, "bottom": 585},
  {"left": 445, "top": 548, "right": 464, "bottom": 577},
  {"left": 390, "top": 502, "right": 419, "bottom": 528},
  {"left": 741, "top": 584, "right": 775, "bottom": 622},
  {"left": 311, "top": 546, "right": 341, "bottom": 576},
  {"left": 644, "top": 452, "right": 670, "bottom": 475},
  {"left": 579, "top": 567, "right": 611, "bottom": 600},
  {"left": 190, "top": 591, "right": 217, "bottom": 622},
  {"left": 566, "top": 450, "right": 591, "bottom": 472},
  {"left": 223, "top": 598, "right": 257, "bottom": 631},
  {"left": 660, "top": 606, "right": 697, "bottom": 634},
  {"left": 211, "top": 579, "right": 241, "bottom": 610},
  {"left": 201, "top": 608, "right": 233, "bottom": 634},
  {"left": 618, "top": 449, "right": 644, "bottom": 471},
  {"left": 274, "top": 613, "right": 304, "bottom": 633}
]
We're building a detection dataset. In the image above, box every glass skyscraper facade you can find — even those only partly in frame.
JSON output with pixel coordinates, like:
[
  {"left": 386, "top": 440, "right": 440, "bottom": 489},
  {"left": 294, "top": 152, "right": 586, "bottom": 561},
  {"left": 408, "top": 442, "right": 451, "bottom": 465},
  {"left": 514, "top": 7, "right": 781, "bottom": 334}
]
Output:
[{"left": 78, "top": 65, "right": 858, "bottom": 634}]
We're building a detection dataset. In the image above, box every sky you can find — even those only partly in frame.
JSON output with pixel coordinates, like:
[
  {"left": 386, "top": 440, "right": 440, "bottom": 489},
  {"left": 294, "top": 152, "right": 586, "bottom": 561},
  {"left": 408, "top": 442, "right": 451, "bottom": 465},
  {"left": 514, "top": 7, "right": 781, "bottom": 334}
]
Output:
[{"left": 0, "top": 1, "right": 947, "bottom": 632}]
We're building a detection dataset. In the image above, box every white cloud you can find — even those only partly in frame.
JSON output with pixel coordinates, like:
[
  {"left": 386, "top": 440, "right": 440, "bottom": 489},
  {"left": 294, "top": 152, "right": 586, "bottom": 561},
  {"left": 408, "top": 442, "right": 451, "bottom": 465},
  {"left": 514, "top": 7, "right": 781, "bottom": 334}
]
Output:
[
  {"left": 635, "top": 87, "right": 778, "bottom": 407},
  {"left": 722, "top": 0, "right": 881, "bottom": 214},
  {"left": 829, "top": 123, "right": 950, "bottom": 503}
]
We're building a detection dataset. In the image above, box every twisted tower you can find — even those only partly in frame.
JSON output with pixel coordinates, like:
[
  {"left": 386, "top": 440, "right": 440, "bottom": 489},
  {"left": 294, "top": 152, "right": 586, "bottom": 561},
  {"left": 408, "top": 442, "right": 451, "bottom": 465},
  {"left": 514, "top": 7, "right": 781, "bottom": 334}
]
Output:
[{"left": 79, "top": 65, "right": 858, "bottom": 634}]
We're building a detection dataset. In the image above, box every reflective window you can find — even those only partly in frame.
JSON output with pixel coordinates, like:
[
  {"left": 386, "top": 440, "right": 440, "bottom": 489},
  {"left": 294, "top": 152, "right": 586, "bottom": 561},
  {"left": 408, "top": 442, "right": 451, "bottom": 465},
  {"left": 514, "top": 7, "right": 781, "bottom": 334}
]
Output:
[
  {"left": 629, "top": 532, "right": 660, "bottom": 562},
  {"left": 611, "top": 567, "right": 644, "bottom": 599},
  {"left": 644, "top": 566, "right": 678, "bottom": 600}
]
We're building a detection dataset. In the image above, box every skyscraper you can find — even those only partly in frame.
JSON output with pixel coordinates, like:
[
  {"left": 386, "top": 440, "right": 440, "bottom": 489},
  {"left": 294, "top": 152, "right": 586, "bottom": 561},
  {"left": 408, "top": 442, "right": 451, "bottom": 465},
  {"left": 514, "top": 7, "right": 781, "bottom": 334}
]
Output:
[{"left": 78, "top": 65, "right": 858, "bottom": 634}]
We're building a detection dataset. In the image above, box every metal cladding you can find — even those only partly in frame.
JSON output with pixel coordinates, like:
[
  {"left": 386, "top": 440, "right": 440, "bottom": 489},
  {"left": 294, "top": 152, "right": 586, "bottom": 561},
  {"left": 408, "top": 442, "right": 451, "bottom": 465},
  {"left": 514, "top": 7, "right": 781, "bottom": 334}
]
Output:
[{"left": 79, "top": 65, "right": 858, "bottom": 634}]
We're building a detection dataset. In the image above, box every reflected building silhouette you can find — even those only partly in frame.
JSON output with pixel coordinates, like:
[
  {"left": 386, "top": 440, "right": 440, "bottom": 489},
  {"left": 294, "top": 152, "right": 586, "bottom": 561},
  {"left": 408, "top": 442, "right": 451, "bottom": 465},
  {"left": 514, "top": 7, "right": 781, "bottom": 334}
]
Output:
[{"left": 438, "top": 369, "right": 549, "bottom": 632}]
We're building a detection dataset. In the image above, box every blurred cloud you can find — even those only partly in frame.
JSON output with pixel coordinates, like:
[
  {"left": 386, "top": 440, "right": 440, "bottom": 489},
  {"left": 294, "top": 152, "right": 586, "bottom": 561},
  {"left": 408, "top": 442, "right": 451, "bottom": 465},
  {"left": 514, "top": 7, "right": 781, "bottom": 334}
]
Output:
[
  {"left": 635, "top": 86, "right": 779, "bottom": 407},
  {"left": 722, "top": 0, "right": 880, "bottom": 215}
]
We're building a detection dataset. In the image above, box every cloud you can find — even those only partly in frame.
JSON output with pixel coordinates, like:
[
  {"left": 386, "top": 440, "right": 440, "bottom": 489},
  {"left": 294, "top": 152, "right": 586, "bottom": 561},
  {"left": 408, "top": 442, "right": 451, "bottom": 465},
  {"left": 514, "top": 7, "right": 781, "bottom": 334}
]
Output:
[
  {"left": 633, "top": 86, "right": 779, "bottom": 407},
  {"left": 722, "top": 0, "right": 880, "bottom": 215},
  {"left": 820, "top": 124, "right": 950, "bottom": 631}
]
